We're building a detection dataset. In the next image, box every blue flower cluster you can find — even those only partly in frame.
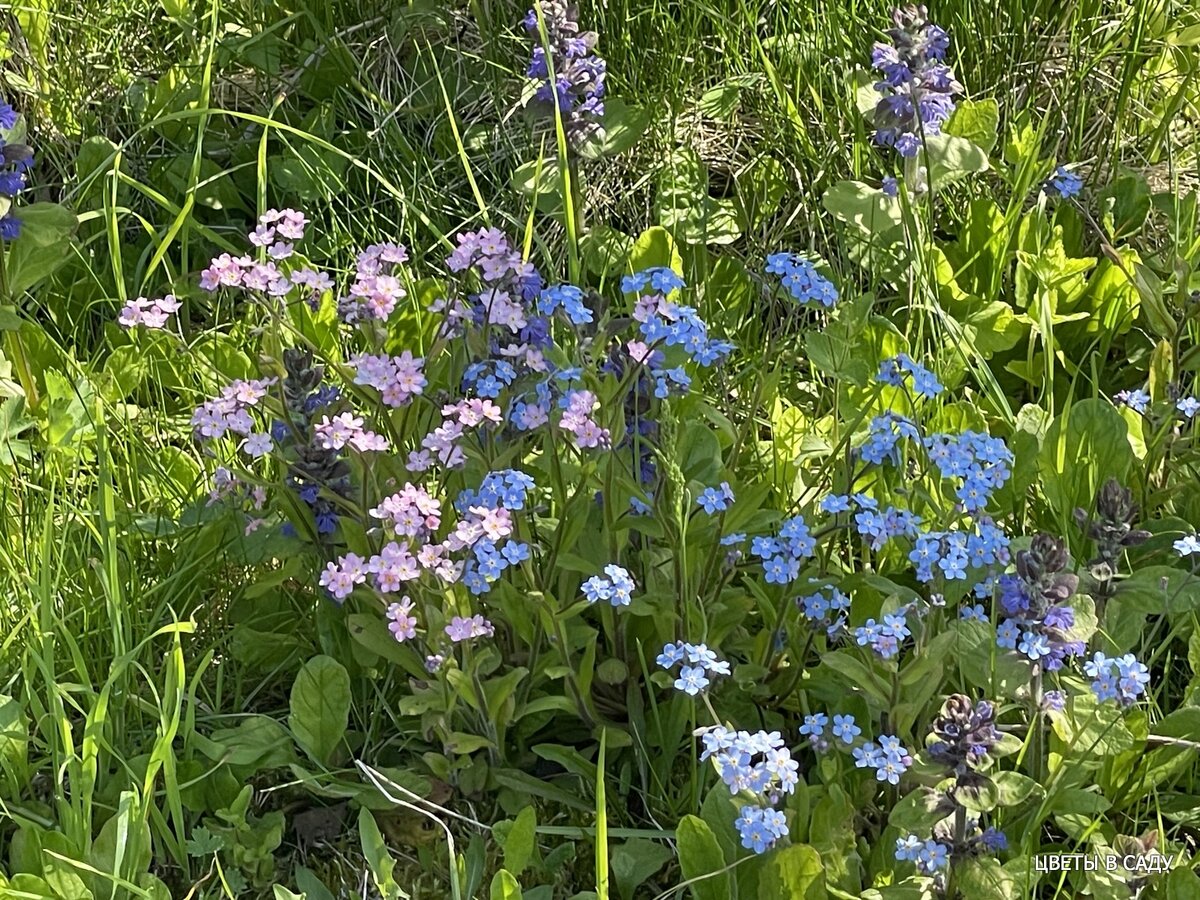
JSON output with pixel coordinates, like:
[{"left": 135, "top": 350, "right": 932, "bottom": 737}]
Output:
[
  {"left": 795, "top": 583, "right": 851, "bottom": 634},
  {"left": 523, "top": 1, "right": 606, "bottom": 146},
  {"left": 854, "top": 504, "right": 923, "bottom": 551},
  {"left": 861, "top": 412, "right": 920, "bottom": 465},
  {"left": 869, "top": 5, "right": 962, "bottom": 157},
  {"left": 456, "top": 469, "right": 537, "bottom": 512},
  {"left": 877, "top": 353, "right": 944, "bottom": 399},
  {"left": 924, "top": 431, "right": 1013, "bottom": 513},
  {"left": 800, "top": 712, "right": 862, "bottom": 749},
  {"left": 1045, "top": 166, "right": 1083, "bottom": 200},
  {"left": 581, "top": 563, "right": 636, "bottom": 607},
  {"left": 0, "top": 101, "right": 31, "bottom": 240},
  {"left": 750, "top": 515, "right": 817, "bottom": 584},
  {"left": 1085, "top": 652, "right": 1150, "bottom": 706},
  {"left": 621, "top": 267, "right": 685, "bottom": 295},
  {"left": 854, "top": 611, "right": 911, "bottom": 659},
  {"left": 657, "top": 641, "right": 731, "bottom": 695},
  {"left": 538, "top": 283, "right": 593, "bottom": 325},
  {"left": 734, "top": 806, "right": 789, "bottom": 854},
  {"left": 764, "top": 252, "right": 840, "bottom": 307},
  {"left": 463, "top": 360, "right": 519, "bottom": 398},
  {"left": 908, "top": 521, "right": 1010, "bottom": 583},
  {"left": 895, "top": 835, "right": 949, "bottom": 873},
  {"left": 851, "top": 733, "right": 912, "bottom": 784},
  {"left": 699, "top": 726, "right": 797, "bottom": 853},
  {"left": 995, "top": 574, "right": 1085, "bottom": 669}
]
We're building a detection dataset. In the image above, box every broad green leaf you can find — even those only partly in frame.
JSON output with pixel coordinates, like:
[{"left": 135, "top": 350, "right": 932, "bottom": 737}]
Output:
[
  {"left": 611, "top": 839, "right": 672, "bottom": 900},
  {"left": 675, "top": 815, "right": 729, "bottom": 900},
  {"left": 499, "top": 806, "right": 538, "bottom": 876},
  {"left": 626, "top": 227, "right": 682, "bottom": 279},
  {"left": 1038, "top": 400, "right": 1134, "bottom": 522},
  {"left": 490, "top": 870, "right": 524, "bottom": 900},
  {"left": 821, "top": 180, "right": 901, "bottom": 235},
  {"left": 0, "top": 695, "right": 29, "bottom": 793},
  {"left": 5, "top": 202, "right": 77, "bottom": 294},
  {"left": 760, "top": 843, "right": 824, "bottom": 900},
  {"left": 576, "top": 99, "right": 651, "bottom": 160},
  {"left": 956, "top": 857, "right": 1018, "bottom": 900},
  {"left": 1049, "top": 693, "right": 1136, "bottom": 758},
  {"left": 945, "top": 98, "right": 1000, "bottom": 154},
  {"left": 923, "top": 133, "right": 989, "bottom": 191},
  {"left": 581, "top": 225, "right": 634, "bottom": 276},
  {"left": 288, "top": 655, "right": 351, "bottom": 766},
  {"left": 359, "top": 807, "right": 405, "bottom": 899},
  {"left": 992, "top": 771, "right": 1044, "bottom": 807}
]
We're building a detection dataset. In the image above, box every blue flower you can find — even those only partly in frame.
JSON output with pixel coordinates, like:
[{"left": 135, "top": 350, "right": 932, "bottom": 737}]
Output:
[
  {"left": 996, "top": 619, "right": 1020, "bottom": 650},
  {"left": 697, "top": 482, "right": 734, "bottom": 513},
  {"left": 820, "top": 494, "right": 852, "bottom": 514},
  {"left": 656, "top": 642, "right": 686, "bottom": 669},
  {"left": 800, "top": 713, "right": 828, "bottom": 737},
  {"left": 735, "top": 805, "right": 788, "bottom": 854},
  {"left": 674, "top": 665, "right": 710, "bottom": 695},
  {"left": 1175, "top": 534, "right": 1200, "bottom": 556},
  {"left": 895, "top": 834, "right": 923, "bottom": 862},
  {"left": 501, "top": 541, "right": 530, "bottom": 565},
  {"left": 1115, "top": 388, "right": 1151, "bottom": 413},
  {"left": 831, "top": 714, "right": 861, "bottom": 744},
  {"left": 1045, "top": 166, "right": 1083, "bottom": 199},
  {"left": 960, "top": 603, "right": 988, "bottom": 622}
]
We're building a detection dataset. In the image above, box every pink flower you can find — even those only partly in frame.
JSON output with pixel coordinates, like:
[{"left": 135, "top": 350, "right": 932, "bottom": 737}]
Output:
[{"left": 387, "top": 598, "right": 418, "bottom": 641}]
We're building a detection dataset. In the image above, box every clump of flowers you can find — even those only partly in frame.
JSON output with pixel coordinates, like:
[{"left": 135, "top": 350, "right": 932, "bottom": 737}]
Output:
[
  {"left": 523, "top": 1, "right": 606, "bottom": 146},
  {"left": 795, "top": 583, "right": 851, "bottom": 636},
  {"left": 764, "top": 253, "right": 840, "bottom": 307},
  {"left": 854, "top": 611, "right": 912, "bottom": 660},
  {"left": 657, "top": 642, "right": 731, "bottom": 695},
  {"left": 118, "top": 294, "right": 182, "bottom": 330},
  {"left": 1044, "top": 165, "right": 1083, "bottom": 200},
  {"left": 581, "top": 564, "right": 636, "bottom": 607},
  {"left": 877, "top": 353, "right": 943, "bottom": 399},
  {"left": 1085, "top": 652, "right": 1150, "bottom": 706},
  {"left": 850, "top": 731, "right": 913, "bottom": 784},
  {"left": 199, "top": 209, "right": 313, "bottom": 296},
  {"left": 0, "top": 101, "right": 31, "bottom": 240},
  {"left": 750, "top": 515, "right": 817, "bottom": 585},
  {"left": 994, "top": 534, "right": 1085, "bottom": 670},
  {"left": 895, "top": 696, "right": 1007, "bottom": 886},
  {"left": 1073, "top": 478, "right": 1151, "bottom": 598},
  {"left": 923, "top": 430, "right": 1013, "bottom": 512},
  {"left": 698, "top": 725, "right": 797, "bottom": 853},
  {"left": 869, "top": 4, "right": 962, "bottom": 158}
]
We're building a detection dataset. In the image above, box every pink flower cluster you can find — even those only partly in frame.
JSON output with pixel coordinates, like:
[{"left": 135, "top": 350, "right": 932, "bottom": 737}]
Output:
[
  {"left": 349, "top": 351, "right": 427, "bottom": 407},
  {"left": 313, "top": 412, "right": 390, "bottom": 452},
  {"left": 407, "top": 399, "right": 504, "bottom": 472},
  {"left": 340, "top": 242, "right": 411, "bottom": 322},
  {"left": 436, "top": 228, "right": 549, "bottom": 374},
  {"left": 118, "top": 294, "right": 181, "bottom": 329},
  {"left": 446, "top": 614, "right": 494, "bottom": 643},
  {"left": 561, "top": 389, "right": 610, "bottom": 449},
  {"left": 191, "top": 378, "right": 277, "bottom": 450},
  {"left": 320, "top": 485, "right": 518, "bottom": 606},
  {"left": 370, "top": 483, "right": 443, "bottom": 538},
  {"left": 199, "top": 209, "right": 330, "bottom": 298}
]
